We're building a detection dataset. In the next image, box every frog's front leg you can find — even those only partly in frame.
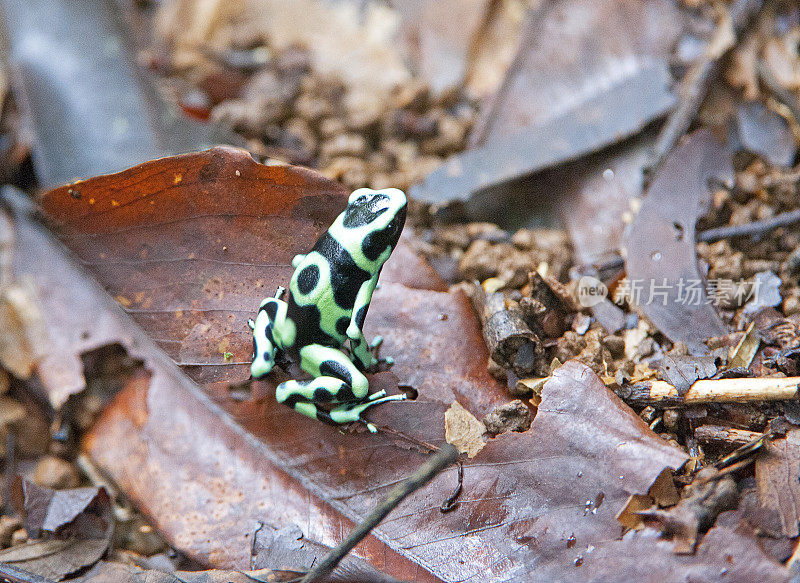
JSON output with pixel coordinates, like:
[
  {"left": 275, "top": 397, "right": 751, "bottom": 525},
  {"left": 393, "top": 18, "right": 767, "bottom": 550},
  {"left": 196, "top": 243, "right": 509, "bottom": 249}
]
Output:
[
  {"left": 347, "top": 274, "right": 392, "bottom": 370},
  {"left": 275, "top": 344, "right": 403, "bottom": 432}
]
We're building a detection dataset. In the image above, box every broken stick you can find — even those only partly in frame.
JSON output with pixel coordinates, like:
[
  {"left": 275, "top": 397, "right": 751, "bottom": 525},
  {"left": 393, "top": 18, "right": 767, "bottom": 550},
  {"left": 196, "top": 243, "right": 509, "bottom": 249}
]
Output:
[
  {"left": 695, "top": 425, "right": 761, "bottom": 449},
  {"left": 625, "top": 376, "right": 800, "bottom": 406},
  {"left": 463, "top": 283, "right": 543, "bottom": 377},
  {"left": 301, "top": 444, "right": 459, "bottom": 583}
]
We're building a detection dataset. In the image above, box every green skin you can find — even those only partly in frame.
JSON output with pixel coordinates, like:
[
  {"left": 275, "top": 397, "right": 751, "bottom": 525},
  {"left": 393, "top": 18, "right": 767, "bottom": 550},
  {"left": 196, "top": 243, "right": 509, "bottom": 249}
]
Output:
[{"left": 249, "top": 188, "right": 408, "bottom": 432}]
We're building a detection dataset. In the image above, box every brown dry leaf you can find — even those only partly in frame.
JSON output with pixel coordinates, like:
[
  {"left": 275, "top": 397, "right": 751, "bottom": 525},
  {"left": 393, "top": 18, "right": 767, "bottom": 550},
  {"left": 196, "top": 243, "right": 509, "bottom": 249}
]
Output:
[
  {"left": 444, "top": 401, "right": 485, "bottom": 458},
  {"left": 68, "top": 560, "right": 279, "bottom": 583},
  {"left": 471, "top": 0, "right": 683, "bottom": 144},
  {"left": 393, "top": 0, "right": 524, "bottom": 98},
  {"left": 27, "top": 148, "right": 775, "bottom": 580},
  {"left": 756, "top": 428, "right": 800, "bottom": 537},
  {"left": 638, "top": 470, "right": 738, "bottom": 554},
  {"left": 410, "top": 0, "right": 682, "bottom": 227},
  {"left": 623, "top": 129, "right": 733, "bottom": 353},
  {"left": 728, "top": 322, "right": 759, "bottom": 369},
  {"left": 0, "top": 478, "right": 112, "bottom": 580},
  {"left": 0, "top": 539, "right": 110, "bottom": 582},
  {"left": 659, "top": 354, "right": 719, "bottom": 396},
  {"left": 11, "top": 479, "right": 111, "bottom": 539}
]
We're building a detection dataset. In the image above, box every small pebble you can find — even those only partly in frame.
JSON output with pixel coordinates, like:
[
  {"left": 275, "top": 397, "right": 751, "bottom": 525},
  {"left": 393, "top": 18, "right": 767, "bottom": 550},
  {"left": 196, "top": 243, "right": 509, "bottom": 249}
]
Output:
[
  {"left": 33, "top": 455, "right": 80, "bottom": 490},
  {"left": 11, "top": 529, "right": 27, "bottom": 546}
]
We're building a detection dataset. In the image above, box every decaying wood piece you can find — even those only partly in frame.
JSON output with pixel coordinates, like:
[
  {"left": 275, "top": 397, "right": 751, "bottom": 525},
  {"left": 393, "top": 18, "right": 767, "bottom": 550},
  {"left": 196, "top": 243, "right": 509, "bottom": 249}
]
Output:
[
  {"left": 695, "top": 425, "right": 761, "bottom": 449},
  {"left": 465, "top": 283, "right": 545, "bottom": 377},
  {"left": 625, "top": 376, "right": 800, "bottom": 406}
]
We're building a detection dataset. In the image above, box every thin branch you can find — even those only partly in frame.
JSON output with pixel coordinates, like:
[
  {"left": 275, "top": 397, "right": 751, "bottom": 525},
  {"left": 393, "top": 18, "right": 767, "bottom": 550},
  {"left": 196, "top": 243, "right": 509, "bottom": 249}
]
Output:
[
  {"left": 697, "top": 208, "right": 800, "bottom": 241},
  {"left": 300, "top": 444, "right": 460, "bottom": 583},
  {"left": 589, "top": 206, "right": 800, "bottom": 275},
  {"left": 624, "top": 376, "right": 800, "bottom": 407}
]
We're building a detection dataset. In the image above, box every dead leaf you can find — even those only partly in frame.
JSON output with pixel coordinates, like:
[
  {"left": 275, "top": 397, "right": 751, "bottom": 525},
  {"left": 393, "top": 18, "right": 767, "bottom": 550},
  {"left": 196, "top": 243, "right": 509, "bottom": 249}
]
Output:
[
  {"left": 732, "top": 101, "right": 797, "bottom": 167},
  {"left": 0, "top": 538, "right": 110, "bottom": 582},
  {"left": 444, "top": 401, "right": 485, "bottom": 458},
  {"left": 659, "top": 354, "right": 719, "bottom": 395},
  {"left": 728, "top": 322, "right": 759, "bottom": 370},
  {"left": 623, "top": 129, "right": 733, "bottom": 353},
  {"left": 409, "top": 0, "right": 684, "bottom": 223},
  {"left": 252, "top": 523, "right": 403, "bottom": 582},
  {"left": 756, "top": 428, "right": 800, "bottom": 537},
  {"left": 2, "top": 0, "right": 218, "bottom": 190},
  {"left": 637, "top": 470, "right": 738, "bottom": 554},
  {"left": 393, "top": 0, "right": 493, "bottom": 96},
  {"left": 25, "top": 147, "right": 774, "bottom": 578},
  {"left": 11, "top": 478, "right": 113, "bottom": 542},
  {"left": 471, "top": 0, "right": 683, "bottom": 146}
]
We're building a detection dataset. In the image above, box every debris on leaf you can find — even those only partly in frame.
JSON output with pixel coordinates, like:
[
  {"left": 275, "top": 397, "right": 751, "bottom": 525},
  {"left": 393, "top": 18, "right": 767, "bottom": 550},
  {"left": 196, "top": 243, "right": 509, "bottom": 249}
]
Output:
[
  {"left": 445, "top": 401, "right": 485, "bottom": 458},
  {"left": 659, "top": 354, "right": 720, "bottom": 395},
  {"left": 637, "top": 468, "right": 738, "bottom": 554},
  {"left": 482, "top": 399, "right": 532, "bottom": 436}
]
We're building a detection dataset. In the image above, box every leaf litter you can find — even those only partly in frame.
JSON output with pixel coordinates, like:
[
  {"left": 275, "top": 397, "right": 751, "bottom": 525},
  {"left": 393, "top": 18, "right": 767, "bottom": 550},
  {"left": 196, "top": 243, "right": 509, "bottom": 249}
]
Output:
[{"left": 3, "top": 0, "right": 800, "bottom": 580}]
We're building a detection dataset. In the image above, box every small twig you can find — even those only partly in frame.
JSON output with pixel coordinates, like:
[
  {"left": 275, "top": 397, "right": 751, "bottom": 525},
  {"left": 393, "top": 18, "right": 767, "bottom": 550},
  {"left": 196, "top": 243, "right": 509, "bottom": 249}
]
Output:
[
  {"left": 590, "top": 206, "right": 800, "bottom": 275},
  {"left": 300, "top": 445, "right": 460, "bottom": 583},
  {"left": 694, "top": 424, "right": 761, "bottom": 449},
  {"left": 698, "top": 208, "right": 800, "bottom": 241},
  {"left": 645, "top": 0, "right": 763, "bottom": 181},
  {"left": 625, "top": 376, "right": 800, "bottom": 406},
  {"left": 440, "top": 461, "right": 464, "bottom": 512}
]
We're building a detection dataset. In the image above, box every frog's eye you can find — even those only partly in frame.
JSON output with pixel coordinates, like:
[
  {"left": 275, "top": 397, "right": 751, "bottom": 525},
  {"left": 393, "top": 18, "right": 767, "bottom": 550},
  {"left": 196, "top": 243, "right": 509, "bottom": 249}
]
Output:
[{"left": 349, "top": 188, "right": 371, "bottom": 204}]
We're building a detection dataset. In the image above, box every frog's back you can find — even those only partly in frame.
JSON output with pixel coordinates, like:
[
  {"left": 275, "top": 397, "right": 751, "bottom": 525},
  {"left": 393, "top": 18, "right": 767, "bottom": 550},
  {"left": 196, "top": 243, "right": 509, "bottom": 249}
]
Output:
[{"left": 284, "top": 231, "right": 371, "bottom": 352}]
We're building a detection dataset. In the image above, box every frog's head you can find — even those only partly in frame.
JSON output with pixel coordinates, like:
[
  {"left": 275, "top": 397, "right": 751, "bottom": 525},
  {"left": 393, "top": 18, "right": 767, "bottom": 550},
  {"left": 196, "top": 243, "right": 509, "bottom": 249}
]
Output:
[{"left": 342, "top": 188, "right": 407, "bottom": 263}]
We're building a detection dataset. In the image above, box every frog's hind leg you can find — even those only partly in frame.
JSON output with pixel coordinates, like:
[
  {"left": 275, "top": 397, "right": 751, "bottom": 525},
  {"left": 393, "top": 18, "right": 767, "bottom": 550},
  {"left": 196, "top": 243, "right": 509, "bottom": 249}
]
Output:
[{"left": 276, "top": 344, "right": 405, "bottom": 431}]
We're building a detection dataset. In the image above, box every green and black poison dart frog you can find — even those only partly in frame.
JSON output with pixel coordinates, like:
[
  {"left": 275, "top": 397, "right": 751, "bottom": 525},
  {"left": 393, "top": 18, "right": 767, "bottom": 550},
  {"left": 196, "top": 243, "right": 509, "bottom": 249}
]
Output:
[{"left": 249, "top": 187, "right": 408, "bottom": 432}]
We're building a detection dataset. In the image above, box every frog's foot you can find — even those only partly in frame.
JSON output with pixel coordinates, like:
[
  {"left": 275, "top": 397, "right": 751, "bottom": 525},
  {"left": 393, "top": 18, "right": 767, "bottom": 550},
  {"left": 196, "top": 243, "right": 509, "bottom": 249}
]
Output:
[
  {"left": 362, "top": 336, "right": 394, "bottom": 370},
  {"left": 329, "top": 392, "right": 407, "bottom": 433}
]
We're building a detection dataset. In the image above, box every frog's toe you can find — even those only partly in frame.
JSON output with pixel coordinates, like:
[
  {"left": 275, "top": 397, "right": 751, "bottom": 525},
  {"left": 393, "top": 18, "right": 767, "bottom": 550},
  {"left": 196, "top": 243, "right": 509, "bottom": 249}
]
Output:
[
  {"left": 370, "top": 335, "right": 384, "bottom": 350},
  {"left": 367, "top": 389, "right": 387, "bottom": 400},
  {"left": 380, "top": 356, "right": 395, "bottom": 367}
]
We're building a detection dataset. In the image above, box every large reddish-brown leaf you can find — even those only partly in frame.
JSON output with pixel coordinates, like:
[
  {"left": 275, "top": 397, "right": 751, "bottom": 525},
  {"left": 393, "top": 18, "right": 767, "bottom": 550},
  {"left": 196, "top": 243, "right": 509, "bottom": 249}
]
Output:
[{"left": 28, "top": 149, "right": 775, "bottom": 580}]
